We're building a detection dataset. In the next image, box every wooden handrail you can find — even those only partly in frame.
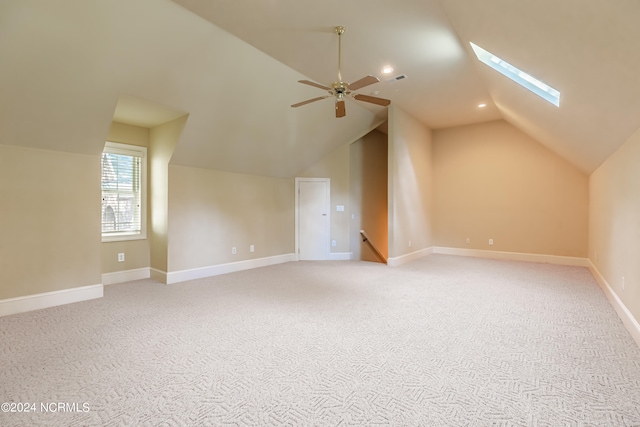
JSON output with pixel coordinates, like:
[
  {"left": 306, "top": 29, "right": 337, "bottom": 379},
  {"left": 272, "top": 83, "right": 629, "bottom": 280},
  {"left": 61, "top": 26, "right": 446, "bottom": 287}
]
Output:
[{"left": 360, "top": 229, "right": 387, "bottom": 264}]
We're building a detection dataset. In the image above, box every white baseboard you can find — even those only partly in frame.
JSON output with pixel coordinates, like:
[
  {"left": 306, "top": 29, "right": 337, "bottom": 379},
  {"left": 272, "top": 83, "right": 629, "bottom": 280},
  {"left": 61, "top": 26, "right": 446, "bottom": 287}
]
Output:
[
  {"left": 102, "top": 268, "right": 150, "bottom": 285},
  {"left": 588, "top": 261, "right": 640, "bottom": 348},
  {"left": 157, "top": 253, "right": 296, "bottom": 285},
  {"left": 387, "top": 247, "right": 433, "bottom": 267},
  {"left": 378, "top": 246, "right": 589, "bottom": 269},
  {"left": 329, "top": 252, "right": 352, "bottom": 261},
  {"left": 0, "top": 284, "right": 103, "bottom": 317},
  {"left": 432, "top": 247, "right": 589, "bottom": 267}
]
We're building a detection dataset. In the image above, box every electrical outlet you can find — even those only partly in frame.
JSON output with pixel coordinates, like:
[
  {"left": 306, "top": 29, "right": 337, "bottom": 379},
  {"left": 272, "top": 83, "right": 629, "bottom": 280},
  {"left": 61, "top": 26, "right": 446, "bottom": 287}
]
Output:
[
  {"left": 331, "top": 240, "right": 337, "bottom": 247},
  {"left": 489, "top": 239, "right": 494, "bottom": 245},
  {"left": 117, "top": 253, "right": 125, "bottom": 262},
  {"left": 250, "top": 245, "right": 254, "bottom": 253},
  {"left": 466, "top": 238, "right": 470, "bottom": 244},
  {"left": 232, "top": 247, "right": 237, "bottom": 255}
]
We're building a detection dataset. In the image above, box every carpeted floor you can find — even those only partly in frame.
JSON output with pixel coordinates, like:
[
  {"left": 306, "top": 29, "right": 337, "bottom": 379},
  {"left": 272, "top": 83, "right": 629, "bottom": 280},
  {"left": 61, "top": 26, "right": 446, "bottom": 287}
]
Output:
[{"left": 1, "top": 255, "right": 640, "bottom": 426}]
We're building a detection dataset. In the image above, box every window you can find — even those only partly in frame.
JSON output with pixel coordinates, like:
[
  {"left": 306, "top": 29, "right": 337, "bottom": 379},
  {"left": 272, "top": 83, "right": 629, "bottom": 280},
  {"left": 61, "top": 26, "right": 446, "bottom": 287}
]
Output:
[
  {"left": 470, "top": 42, "right": 560, "bottom": 107},
  {"left": 101, "top": 142, "right": 147, "bottom": 241}
]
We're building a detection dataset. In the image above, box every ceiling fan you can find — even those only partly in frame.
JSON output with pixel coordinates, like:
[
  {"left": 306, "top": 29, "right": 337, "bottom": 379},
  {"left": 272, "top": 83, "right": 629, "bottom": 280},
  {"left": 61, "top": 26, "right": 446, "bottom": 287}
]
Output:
[{"left": 291, "top": 26, "right": 391, "bottom": 118}]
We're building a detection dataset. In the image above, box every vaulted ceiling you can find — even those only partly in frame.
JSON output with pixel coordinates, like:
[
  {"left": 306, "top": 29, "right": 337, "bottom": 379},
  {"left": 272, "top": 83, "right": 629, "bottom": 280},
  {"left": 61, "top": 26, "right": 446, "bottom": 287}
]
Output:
[{"left": 1, "top": 0, "right": 639, "bottom": 177}]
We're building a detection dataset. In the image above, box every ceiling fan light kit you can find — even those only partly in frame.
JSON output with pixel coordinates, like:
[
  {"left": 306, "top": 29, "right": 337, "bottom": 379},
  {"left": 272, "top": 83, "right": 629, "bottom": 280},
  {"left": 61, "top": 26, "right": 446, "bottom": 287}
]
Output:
[{"left": 291, "top": 26, "right": 391, "bottom": 118}]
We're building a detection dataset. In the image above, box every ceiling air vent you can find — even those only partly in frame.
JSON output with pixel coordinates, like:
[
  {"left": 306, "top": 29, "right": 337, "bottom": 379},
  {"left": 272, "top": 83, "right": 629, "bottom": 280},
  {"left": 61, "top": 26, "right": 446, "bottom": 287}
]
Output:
[{"left": 388, "top": 74, "right": 407, "bottom": 82}]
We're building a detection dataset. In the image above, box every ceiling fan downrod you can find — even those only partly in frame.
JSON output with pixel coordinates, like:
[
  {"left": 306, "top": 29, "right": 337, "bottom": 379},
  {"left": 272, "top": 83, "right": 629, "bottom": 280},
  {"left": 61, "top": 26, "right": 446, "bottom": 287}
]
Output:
[{"left": 335, "top": 26, "right": 346, "bottom": 83}]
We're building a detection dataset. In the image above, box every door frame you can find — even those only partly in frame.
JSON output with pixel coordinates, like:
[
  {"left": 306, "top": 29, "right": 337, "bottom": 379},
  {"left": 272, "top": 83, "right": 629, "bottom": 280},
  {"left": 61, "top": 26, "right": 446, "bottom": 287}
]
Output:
[{"left": 295, "top": 177, "right": 331, "bottom": 261}]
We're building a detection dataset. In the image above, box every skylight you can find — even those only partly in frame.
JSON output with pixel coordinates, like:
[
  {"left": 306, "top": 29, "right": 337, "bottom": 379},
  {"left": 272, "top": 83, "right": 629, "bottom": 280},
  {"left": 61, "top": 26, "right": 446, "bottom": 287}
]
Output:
[{"left": 470, "top": 42, "right": 560, "bottom": 107}]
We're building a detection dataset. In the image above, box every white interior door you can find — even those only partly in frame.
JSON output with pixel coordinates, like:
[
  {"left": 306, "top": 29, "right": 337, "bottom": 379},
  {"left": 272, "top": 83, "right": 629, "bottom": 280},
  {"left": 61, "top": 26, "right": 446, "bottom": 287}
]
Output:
[{"left": 297, "top": 179, "right": 329, "bottom": 260}]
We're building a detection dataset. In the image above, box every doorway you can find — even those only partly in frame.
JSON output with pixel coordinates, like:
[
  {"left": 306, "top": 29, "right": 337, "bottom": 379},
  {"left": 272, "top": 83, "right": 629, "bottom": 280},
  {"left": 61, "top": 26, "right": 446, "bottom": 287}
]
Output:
[
  {"left": 349, "top": 129, "right": 388, "bottom": 262},
  {"left": 295, "top": 178, "right": 330, "bottom": 260}
]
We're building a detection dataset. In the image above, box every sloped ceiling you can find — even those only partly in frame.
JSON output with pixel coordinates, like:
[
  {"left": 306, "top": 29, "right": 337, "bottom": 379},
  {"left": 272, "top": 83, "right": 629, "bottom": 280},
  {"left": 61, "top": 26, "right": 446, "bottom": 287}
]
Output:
[
  {"left": 0, "top": 0, "right": 385, "bottom": 178},
  {"left": 438, "top": 0, "right": 640, "bottom": 173},
  {"left": 171, "top": 0, "right": 500, "bottom": 130},
  {"left": 172, "top": 0, "right": 640, "bottom": 174},
  {"left": 1, "top": 0, "right": 639, "bottom": 177}
]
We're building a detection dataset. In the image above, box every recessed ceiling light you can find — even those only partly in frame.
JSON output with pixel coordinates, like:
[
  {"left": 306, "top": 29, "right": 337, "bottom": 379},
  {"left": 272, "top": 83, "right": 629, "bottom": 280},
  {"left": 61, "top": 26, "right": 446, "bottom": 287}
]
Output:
[
  {"left": 381, "top": 66, "right": 394, "bottom": 74},
  {"left": 478, "top": 103, "right": 487, "bottom": 108}
]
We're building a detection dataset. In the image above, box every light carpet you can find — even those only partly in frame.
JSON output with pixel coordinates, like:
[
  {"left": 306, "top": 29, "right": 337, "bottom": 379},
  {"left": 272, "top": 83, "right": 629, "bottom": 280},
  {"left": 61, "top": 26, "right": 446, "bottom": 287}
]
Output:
[{"left": 1, "top": 255, "right": 640, "bottom": 426}]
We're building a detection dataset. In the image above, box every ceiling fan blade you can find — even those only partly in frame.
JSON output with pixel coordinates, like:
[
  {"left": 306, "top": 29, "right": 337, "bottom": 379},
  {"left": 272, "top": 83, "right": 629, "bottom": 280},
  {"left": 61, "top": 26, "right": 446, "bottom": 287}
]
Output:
[
  {"left": 298, "top": 80, "right": 332, "bottom": 91},
  {"left": 291, "top": 96, "right": 330, "bottom": 108},
  {"left": 335, "top": 100, "right": 346, "bottom": 118},
  {"left": 347, "top": 75, "right": 380, "bottom": 91},
  {"left": 353, "top": 94, "right": 391, "bottom": 106}
]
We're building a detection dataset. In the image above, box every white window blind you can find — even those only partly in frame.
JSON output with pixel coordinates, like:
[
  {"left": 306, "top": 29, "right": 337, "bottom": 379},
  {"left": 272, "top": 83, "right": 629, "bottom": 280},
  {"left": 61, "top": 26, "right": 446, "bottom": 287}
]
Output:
[{"left": 101, "top": 142, "right": 147, "bottom": 240}]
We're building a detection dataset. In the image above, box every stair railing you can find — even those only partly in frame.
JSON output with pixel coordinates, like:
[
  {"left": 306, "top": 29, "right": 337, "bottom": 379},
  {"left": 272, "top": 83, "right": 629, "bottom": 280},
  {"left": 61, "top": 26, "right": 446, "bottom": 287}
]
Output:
[{"left": 360, "top": 229, "right": 387, "bottom": 264}]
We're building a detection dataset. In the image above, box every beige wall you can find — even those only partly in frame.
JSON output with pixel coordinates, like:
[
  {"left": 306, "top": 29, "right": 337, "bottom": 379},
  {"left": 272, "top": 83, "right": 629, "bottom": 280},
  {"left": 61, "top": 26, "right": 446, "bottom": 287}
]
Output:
[
  {"left": 387, "top": 106, "right": 433, "bottom": 259},
  {"left": 106, "top": 122, "right": 149, "bottom": 148},
  {"left": 167, "top": 165, "right": 294, "bottom": 272},
  {"left": 350, "top": 130, "right": 388, "bottom": 261},
  {"left": 589, "top": 126, "right": 640, "bottom": 325},
  {"left": 432, "top": 120, "right": 588, "bottom": 257},
  {"left": 298, "top": 143, "right": 351, "bottom": 255},
  {"left": 102, "top": 122, "right": 151, "bottom": 274},
  {"left": 101, "top": 239, "right": 149, "bottom": 275},
  {"left": 0, "top": 145, "right": 101, "bottom": 299},
  {"left": 150, "top": 116, "right": 187, "bottom": 274}
]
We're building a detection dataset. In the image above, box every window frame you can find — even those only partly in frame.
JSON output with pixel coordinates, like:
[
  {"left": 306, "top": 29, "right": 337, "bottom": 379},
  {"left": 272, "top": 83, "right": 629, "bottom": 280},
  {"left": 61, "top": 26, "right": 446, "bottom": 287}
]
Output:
[
  {"left": 470, "top": 42, "right": 561, "bottom": 107},
  {"left": 101, "top": 141, "right": 147, "bottom": 242}
]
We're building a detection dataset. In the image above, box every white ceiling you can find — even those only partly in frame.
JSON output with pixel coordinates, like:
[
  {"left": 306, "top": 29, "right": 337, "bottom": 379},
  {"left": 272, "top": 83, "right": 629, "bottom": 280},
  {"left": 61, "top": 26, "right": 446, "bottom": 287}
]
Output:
[
  {"left": 172, "top": 0, "right": 501, "bottom": 130},
  {"left": 1, "top": 0, "right": 639, "bottom": 176},
  {"left": 439, "top": 0, "right": 640, "bottom": 173}
]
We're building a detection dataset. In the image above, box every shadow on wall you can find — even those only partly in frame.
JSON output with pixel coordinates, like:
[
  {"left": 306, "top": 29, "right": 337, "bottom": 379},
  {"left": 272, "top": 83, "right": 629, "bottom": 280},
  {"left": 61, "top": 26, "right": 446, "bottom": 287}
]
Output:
[{"left": 350, "top": 129, "right": 388, "bottom": 263}]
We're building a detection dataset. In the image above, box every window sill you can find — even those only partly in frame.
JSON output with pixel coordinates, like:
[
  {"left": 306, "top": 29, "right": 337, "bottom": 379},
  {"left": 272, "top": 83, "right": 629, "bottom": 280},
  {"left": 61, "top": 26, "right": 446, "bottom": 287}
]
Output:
[{"left": 102, "top": 232, "right": 147, "bottom": 243}]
